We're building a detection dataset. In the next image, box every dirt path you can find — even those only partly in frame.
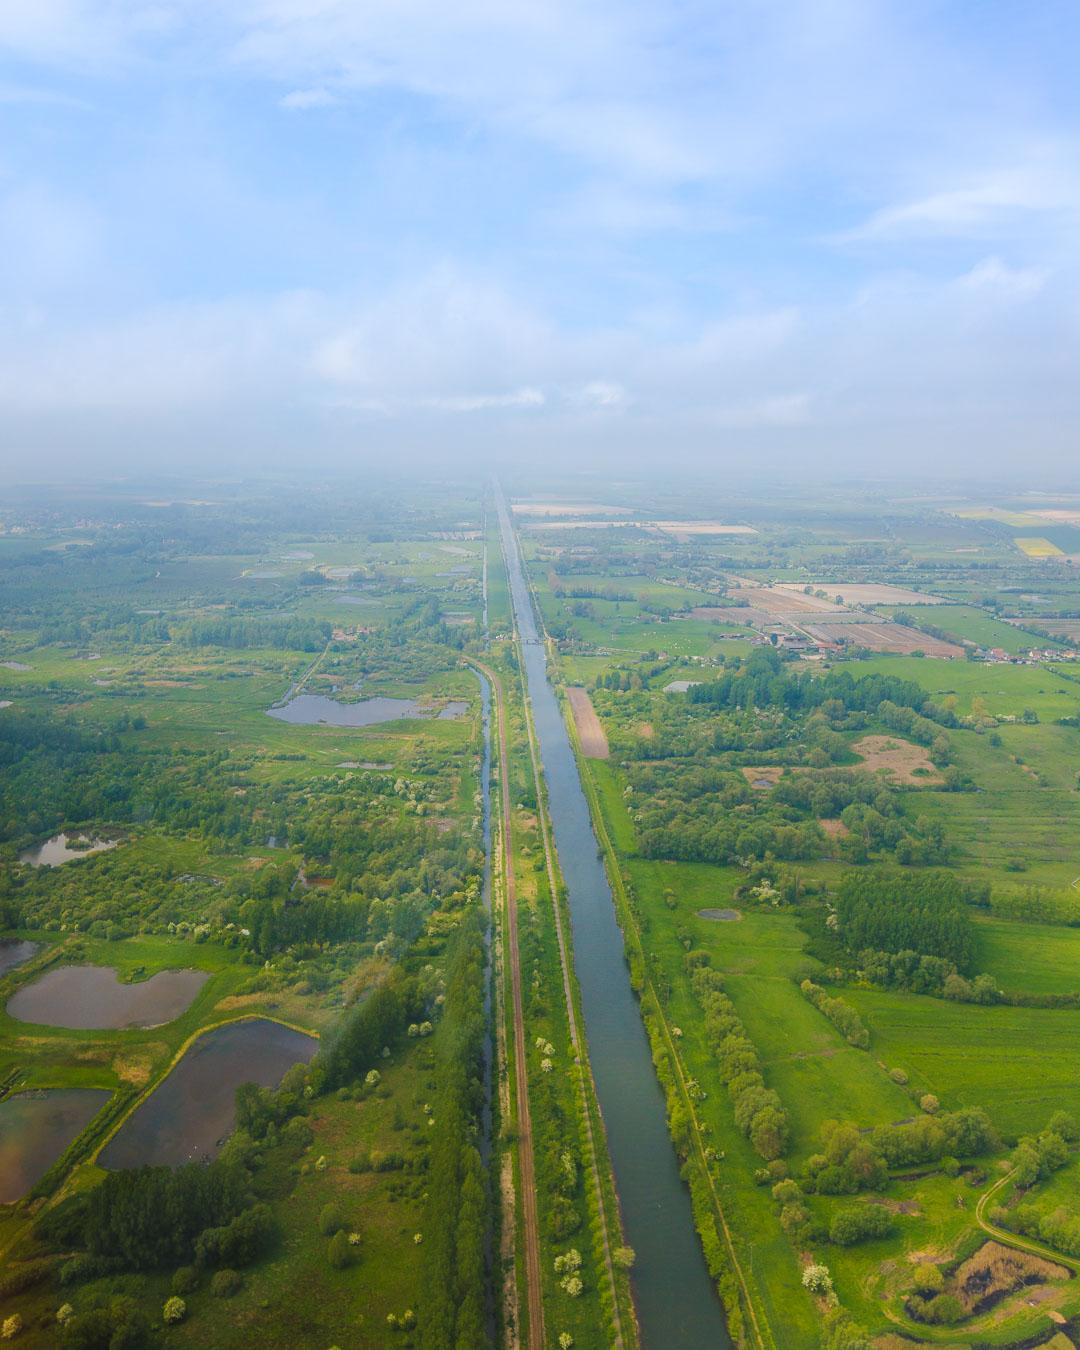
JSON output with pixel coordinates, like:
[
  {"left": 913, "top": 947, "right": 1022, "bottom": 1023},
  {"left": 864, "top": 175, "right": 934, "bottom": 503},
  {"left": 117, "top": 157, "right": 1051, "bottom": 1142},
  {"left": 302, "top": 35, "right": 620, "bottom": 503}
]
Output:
[
  {"left": 468, "top": 657, "right": 546, "bottom": 1350},
  {"left": 566, "top": 685, "right": 609, "bottom": 759},
  {"left": 975, "top": 1168, "right": 1080, "bottom": 1273}
]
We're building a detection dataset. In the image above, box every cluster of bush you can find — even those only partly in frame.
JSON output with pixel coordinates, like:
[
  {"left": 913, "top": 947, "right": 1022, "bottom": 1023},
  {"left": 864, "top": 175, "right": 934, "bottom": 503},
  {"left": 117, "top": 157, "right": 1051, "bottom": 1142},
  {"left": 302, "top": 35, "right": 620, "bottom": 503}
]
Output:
[
  {"left": 995, "top": 1202, "right": 1080, "bottom": 1259},
  {"left": 770, "top": 1176, "right": 894, "bottom": 1249},
  {"left": 1010, "top": 1112, "right": 1077, "bottom": 1187},
  {"left": 799, "top": 980, "right": 869, "bottom": 1048},
  {"left": 905, "top": 1260, "right": 963, "bottom": 1325},
  {"left": 688, "top": 959, "right": 790, "bottom": 1160},
  {"left": 417, "top": 912, "right": 491, "bottom": 1350},
  {"left": 803, "top": 1109, "right": 998, "bottom": 1195}
]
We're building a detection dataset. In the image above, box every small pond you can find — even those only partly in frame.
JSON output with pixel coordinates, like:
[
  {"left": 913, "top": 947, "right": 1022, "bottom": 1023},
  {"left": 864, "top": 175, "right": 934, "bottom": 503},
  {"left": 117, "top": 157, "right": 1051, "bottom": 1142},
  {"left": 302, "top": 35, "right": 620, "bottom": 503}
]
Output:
[
  {"left": 19, "top": 833, "right": 121, "bottom": 867},
  {"left": 8, "top": 966, "right": 209, "bottom": 1029},
  {"left": 438, "top": 700, "right": 468, "bottom": 719},
  {"left": 0, "top": 939, "right": 40, "bottom": 976},
  {"left": 0, "top": 1089, "right": 110, "bottom": 1202},
  {"left": 99, "top": 1019, "right": 318, "bottom": 1169},
  {"left": 268, "top": 693, "right": 422, "bottom": 727},
  {"left": 697, "top": 908, "right": 742, "bottom": 922},
  {"left": 0, "top": 660, "right": 31, "bottom": 671}
]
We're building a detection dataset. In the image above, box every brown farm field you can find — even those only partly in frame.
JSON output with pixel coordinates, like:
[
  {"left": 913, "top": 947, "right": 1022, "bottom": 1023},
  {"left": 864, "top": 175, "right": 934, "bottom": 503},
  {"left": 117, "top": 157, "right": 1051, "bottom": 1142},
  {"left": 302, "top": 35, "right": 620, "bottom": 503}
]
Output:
[
  {"left": 851, "top": 734, "right": 943, "bottom": 785},
  {"left": 567, "top": 685, "right": 610, "bottom": 758},
  {"left": 777, "top": 582, "right": 945, "bottom": 605},
  {"left": 803, "top": 621, "right": 964, "bottom": 656}
]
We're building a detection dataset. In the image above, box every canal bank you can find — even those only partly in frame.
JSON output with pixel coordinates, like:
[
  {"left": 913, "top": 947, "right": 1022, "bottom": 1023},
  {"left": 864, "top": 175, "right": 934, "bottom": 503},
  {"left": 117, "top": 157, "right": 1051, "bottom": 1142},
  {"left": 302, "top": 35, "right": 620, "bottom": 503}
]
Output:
[{"left": 495, "top": 490, "right": 731, "bottom": 1348}]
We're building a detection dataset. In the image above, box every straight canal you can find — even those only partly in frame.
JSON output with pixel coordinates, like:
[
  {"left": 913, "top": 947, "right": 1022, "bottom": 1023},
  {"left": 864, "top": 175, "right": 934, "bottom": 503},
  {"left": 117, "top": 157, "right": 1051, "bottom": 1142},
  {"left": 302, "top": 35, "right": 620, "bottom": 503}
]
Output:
[{"left": 495, "top": 491, "right": 730, "bottom": 1348}]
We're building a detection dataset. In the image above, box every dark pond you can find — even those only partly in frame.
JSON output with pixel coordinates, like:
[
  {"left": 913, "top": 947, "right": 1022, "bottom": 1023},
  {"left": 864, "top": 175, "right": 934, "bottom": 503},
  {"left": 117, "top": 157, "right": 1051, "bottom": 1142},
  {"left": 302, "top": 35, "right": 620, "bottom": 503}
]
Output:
[
  {"left": 19, "top": 832, "right": 120, "bottom": 866},
  {"left": 267, "top": 693, "right": 421, "bottom": 727},
  {"left": 498, "top": 491, "right": 730, "bottom": 1348},
  {"left": 99, "top": 1019, "right": 317, "bottom": 1169},
  {"left": 0, "top": 939, "right": 40, "bottom": 976},
  {"left": 8, "top": 966, "right": 208, "bottom": 1029},
  {"left": 0, "top": 1089, "right": 110, "bottom": 1202}
]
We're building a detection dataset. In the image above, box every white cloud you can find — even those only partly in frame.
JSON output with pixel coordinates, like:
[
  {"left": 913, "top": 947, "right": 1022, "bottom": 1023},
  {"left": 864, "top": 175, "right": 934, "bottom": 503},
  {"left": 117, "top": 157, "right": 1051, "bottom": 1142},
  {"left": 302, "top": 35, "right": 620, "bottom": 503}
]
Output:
[
  {"left": 279, "top": 87, "right": 337, "bottom": 110},
  {"left": 839, "top": 160, "right": 1080, "bottom": 242},
  {"left": 423, "top": 387, "right": 544, "bottom": 413},
  {"left": 955, "top": 256, "right": 1048, "bottom": 300}
]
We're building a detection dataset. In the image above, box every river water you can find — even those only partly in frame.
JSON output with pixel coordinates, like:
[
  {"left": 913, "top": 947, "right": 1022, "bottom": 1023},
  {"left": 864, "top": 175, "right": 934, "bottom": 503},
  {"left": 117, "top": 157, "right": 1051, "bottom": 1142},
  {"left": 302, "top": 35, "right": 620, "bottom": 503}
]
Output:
[{"left": 496, "top": 490, "right": 730, "bottom": 1348}]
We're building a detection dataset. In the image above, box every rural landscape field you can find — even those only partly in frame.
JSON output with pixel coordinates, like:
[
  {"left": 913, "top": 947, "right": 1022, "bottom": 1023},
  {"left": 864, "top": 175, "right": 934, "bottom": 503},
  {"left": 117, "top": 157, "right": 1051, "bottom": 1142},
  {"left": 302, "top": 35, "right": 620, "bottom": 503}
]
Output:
[{"left": 0, "top": 475, "right": 1079, "bottom": 1350}]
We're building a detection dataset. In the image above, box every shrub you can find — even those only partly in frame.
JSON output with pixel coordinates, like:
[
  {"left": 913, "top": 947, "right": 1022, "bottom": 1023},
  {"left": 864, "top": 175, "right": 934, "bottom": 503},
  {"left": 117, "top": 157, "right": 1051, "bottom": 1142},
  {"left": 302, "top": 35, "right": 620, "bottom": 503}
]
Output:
[
  {"left": 920, "top": 1093, "right": 940, "bottom": 1114},
  {"left": 889, "top": 1067, "right": 908, "bottom": 1085},
  {"left": 910, "top": 1292, "right": 963, "bottom": 1325},
  {"left": 162, "top": 1297, "right": 186, "bottom": 1325},
  {"left": 910, "top": 1263, "right": 944, "bottom": 1296},
  {"left": 1, "top": 1316, "right": 22, "bottom": 1341},
  {"left": 210, "top": 1269, "right": 242, "bottom": 1298},
  {"left": 829, "top": 1204, "right": 894, "bottom": 1246},
  {"left": 318, "top": 1203, "right": 344, "bottom": 1237},
  {"left": 327, "top": 1231, "right": 352, "bottom": 1270},
  {"left": 172, "top": 1266, "right": 199, "bottom": 1295},
  {"left": 613, "top": 1246, "right": 635, "bottom": 1270},
  {"left": 802, "top": 1263, "right": 833, "bottom": 1295}
]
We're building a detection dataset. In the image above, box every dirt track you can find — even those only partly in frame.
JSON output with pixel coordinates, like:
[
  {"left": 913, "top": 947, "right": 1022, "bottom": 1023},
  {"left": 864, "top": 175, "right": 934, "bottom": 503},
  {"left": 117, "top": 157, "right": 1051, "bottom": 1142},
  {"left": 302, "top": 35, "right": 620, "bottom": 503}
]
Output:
[
  {"left": 471, "top": 657, "right": 546, "bottom": 1350},
  {"left": 567, "top": 686, "right": 609, "bottom": 758}
]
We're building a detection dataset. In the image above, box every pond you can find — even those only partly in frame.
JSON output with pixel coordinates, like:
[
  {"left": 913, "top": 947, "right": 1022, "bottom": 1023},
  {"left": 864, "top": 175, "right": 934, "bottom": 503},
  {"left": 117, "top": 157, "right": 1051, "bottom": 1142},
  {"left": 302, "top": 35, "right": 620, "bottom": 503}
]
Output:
[
  {"left": 99, "top": 1019, "right": 318, "bottom": 1169},
  {"left": 0, "top": 1089, "right": 111, "bottom": 1202},
  {"left": 19, "top": 832, "right": 121, "bottom": 867},
  {"left": 7, "top": 966, "right": 209, "bottom": 1029},
  {"left": 0, "top": 938, "right": 40, "bottom": 976},
  {"left": 267, "top": 692, "right": 422, "bottom": 727}
]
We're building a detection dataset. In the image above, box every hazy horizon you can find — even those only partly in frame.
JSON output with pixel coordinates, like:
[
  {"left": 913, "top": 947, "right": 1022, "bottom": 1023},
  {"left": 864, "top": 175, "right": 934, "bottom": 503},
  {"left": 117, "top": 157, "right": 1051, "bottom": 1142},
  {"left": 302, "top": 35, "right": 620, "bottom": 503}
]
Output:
[{"left": 2, "top": 2, "right": 1079, "bottom": 476}]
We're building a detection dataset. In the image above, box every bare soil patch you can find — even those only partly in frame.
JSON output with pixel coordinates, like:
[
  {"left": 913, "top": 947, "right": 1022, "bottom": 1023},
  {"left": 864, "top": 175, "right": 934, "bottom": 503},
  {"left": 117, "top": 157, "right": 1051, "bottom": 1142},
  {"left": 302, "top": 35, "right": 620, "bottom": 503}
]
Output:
[
  {"left": 650, "top": 521, "right": 757, "bottom": 536},
  {"left": 690, "top": 605, "right": 773, "bottom": 627},
  {"left": 851, "top": 735, "right": 943, "bottom": 785},
  {"left": 735, "top": 586, "right": 850, "bottom": 615},
  {"left": 777, "top": 582, "right": 944, "bottom": 606},
  {"left": 567, "top": 686, "right": 609, "bottom": 758},
  {"left": 804, "top": 622, "right": 964, "bottom": 657},
  {"left": 637, "top": 722, "right": 655, "bottom": 738},
  {"left": 741, "top": 766, "right": 810, "bottom": 788},
  {"left": 819, "top": 817, "right": 851, "bottom": 838}
]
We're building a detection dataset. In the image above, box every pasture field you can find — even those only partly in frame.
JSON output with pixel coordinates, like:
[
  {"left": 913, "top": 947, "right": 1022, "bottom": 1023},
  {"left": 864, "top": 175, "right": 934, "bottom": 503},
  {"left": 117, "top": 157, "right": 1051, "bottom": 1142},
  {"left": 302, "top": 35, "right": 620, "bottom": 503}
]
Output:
[
  {"left": 843, "top": 985, "right": 1080, "bottom": 1139},
  {"left": 880, "top": 603, "right": 1056, "bottom": 653},
  {"left": 974, "top": 917, "right": 1080, "bottom": 995}
]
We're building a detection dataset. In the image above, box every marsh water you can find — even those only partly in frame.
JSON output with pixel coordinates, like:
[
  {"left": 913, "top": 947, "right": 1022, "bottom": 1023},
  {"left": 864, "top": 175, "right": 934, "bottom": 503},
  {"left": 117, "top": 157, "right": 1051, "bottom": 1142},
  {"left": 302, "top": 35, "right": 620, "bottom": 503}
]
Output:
[
  {"left": 268, "top": 693, "right": 467, "bottom": 727},
  {"left": 496, "top": 490, "right": 730, "bottom": 1348},
  {"left": 268, "top": 692, "right": 421, "bottom": 726},
  {"left": 0, "top": 939, "right": 39, "bottom": 976},
  {"left": 19, "top": 833, "right": 120, "bottom": 866},
  {"left": 100, "top": 1018, "right": 318, "bottom": 1169},
  {"left": 7, "top": 965, "right": 208, "bottom": 1029},
  {"left": 0, "top": 1089, "right": 110, "bottom": 1202}
]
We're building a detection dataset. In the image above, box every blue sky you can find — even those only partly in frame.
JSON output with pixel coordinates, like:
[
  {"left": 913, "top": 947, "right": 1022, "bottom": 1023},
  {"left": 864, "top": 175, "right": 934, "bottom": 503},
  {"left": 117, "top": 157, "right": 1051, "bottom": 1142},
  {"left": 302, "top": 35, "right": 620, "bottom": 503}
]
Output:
[{"left": 1, "top": 1, "right": 1079, "bottom": 475}]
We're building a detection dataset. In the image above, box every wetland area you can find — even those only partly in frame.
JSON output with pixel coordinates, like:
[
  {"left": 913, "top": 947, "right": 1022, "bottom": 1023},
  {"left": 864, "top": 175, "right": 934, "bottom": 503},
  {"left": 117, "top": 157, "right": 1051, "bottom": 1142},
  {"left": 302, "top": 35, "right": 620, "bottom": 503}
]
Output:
[{"left": 7, "top": 964, "right": 208, "bottom": 1029}]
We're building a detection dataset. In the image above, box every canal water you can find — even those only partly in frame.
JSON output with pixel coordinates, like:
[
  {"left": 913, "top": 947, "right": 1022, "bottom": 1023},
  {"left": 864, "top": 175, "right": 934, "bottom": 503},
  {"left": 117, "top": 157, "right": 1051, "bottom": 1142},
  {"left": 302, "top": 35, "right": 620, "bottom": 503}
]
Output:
[{"left": 496, "top": 490, "right": 730, "bottom": 1348}]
